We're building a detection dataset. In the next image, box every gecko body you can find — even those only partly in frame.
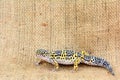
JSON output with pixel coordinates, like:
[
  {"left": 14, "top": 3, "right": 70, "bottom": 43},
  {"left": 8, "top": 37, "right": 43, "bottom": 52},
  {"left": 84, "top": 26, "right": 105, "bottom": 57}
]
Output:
[{"left": 36, "top": 49, "right": 114, "bottom": 75}]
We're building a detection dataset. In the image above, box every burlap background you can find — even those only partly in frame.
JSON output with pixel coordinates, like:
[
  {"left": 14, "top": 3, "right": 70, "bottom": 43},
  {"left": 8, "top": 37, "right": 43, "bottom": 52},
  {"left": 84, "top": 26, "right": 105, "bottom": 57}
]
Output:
[{"left": 0, "top": 0, "right": 120, "bottom": 80}]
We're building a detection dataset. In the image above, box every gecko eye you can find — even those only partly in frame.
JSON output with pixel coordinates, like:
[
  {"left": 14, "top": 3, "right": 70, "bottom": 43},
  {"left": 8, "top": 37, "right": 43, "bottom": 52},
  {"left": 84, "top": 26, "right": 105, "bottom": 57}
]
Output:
[{"left": 42, "top": 54, "right": 46, "bottom": 57}]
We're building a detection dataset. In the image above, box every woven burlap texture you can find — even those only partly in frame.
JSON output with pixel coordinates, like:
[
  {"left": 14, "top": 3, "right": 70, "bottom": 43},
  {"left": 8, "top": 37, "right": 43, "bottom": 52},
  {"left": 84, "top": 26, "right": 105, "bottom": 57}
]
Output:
[{"left": 0, "top": 0, "right": 119, "bottom": 80}]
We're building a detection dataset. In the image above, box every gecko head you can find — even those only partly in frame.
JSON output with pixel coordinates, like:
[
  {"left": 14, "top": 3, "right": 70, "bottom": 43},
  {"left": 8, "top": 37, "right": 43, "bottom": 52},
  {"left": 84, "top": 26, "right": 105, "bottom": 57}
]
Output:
[{"left": 36, "top": 49, "right": 49, "bottom": 58}]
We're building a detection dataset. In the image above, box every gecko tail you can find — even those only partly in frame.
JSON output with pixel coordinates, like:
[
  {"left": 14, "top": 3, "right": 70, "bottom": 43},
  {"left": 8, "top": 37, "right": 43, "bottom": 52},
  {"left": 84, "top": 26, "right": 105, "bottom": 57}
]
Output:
[
  {"left": 91, "top": 56, "right": 115, "bottom": 76},
  {"left": 83, "top": 55, "right": 115, "bottom": 75},
  {"left": 101, "top": 59, "right": 115, "bottom": 76}
]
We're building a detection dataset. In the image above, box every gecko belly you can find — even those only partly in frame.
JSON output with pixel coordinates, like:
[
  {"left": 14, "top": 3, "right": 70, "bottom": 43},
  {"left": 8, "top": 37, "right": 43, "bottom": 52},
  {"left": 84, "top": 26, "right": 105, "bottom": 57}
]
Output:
[{"left": 55, "top": 59, "right": 74, "bottom": 65}]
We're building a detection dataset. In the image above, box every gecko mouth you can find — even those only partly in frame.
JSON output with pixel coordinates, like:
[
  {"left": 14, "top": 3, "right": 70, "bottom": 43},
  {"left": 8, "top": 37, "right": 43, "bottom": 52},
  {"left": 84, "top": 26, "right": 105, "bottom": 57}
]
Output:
[
  {"left": 36, "top": 54, "right": 49, "bottom": 61},
  {"left": 36, "top": 55, "right": 44, "bottom": 58}
]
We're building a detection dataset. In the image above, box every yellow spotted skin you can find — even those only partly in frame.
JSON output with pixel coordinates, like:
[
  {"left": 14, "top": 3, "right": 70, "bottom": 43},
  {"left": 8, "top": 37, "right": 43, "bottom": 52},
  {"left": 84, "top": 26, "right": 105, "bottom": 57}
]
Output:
[
  {"left": 49, "top": 50, "right": 90, "bottom": 70},
  {"left": 36, "top": 49, "right": 115, "bottom": 75}
]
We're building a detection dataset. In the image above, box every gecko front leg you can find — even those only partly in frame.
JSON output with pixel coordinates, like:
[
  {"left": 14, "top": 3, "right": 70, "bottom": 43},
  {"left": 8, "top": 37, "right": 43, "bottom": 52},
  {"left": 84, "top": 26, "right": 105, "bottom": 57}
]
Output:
[
  {"left": 49, "top": 59, "right": 59, "bottom": 72},
  {"left": 52, "top": 59, "right": 59, "bottom": 70},
  {"left": 50, "top": 52, "right": 59, "bottom": 70},
  {"left": 35, "top": 58, "right": 43, "bottom": 65}
]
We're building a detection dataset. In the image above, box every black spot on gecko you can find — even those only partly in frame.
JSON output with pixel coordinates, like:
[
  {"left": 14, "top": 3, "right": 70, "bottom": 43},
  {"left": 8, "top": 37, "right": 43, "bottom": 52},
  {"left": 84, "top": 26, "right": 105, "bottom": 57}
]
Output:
[
  {"left": 77, "top": 52, "right": 82, "bottom": 57},
  {"left": 94, "top": 57, "right": 104, "bottom": 65},
  {"left": 103, "top": 60, "right": 109, "bottom": 67},
  {"left": 66, "top": 50, "right": 74, "bottom": 56}
]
